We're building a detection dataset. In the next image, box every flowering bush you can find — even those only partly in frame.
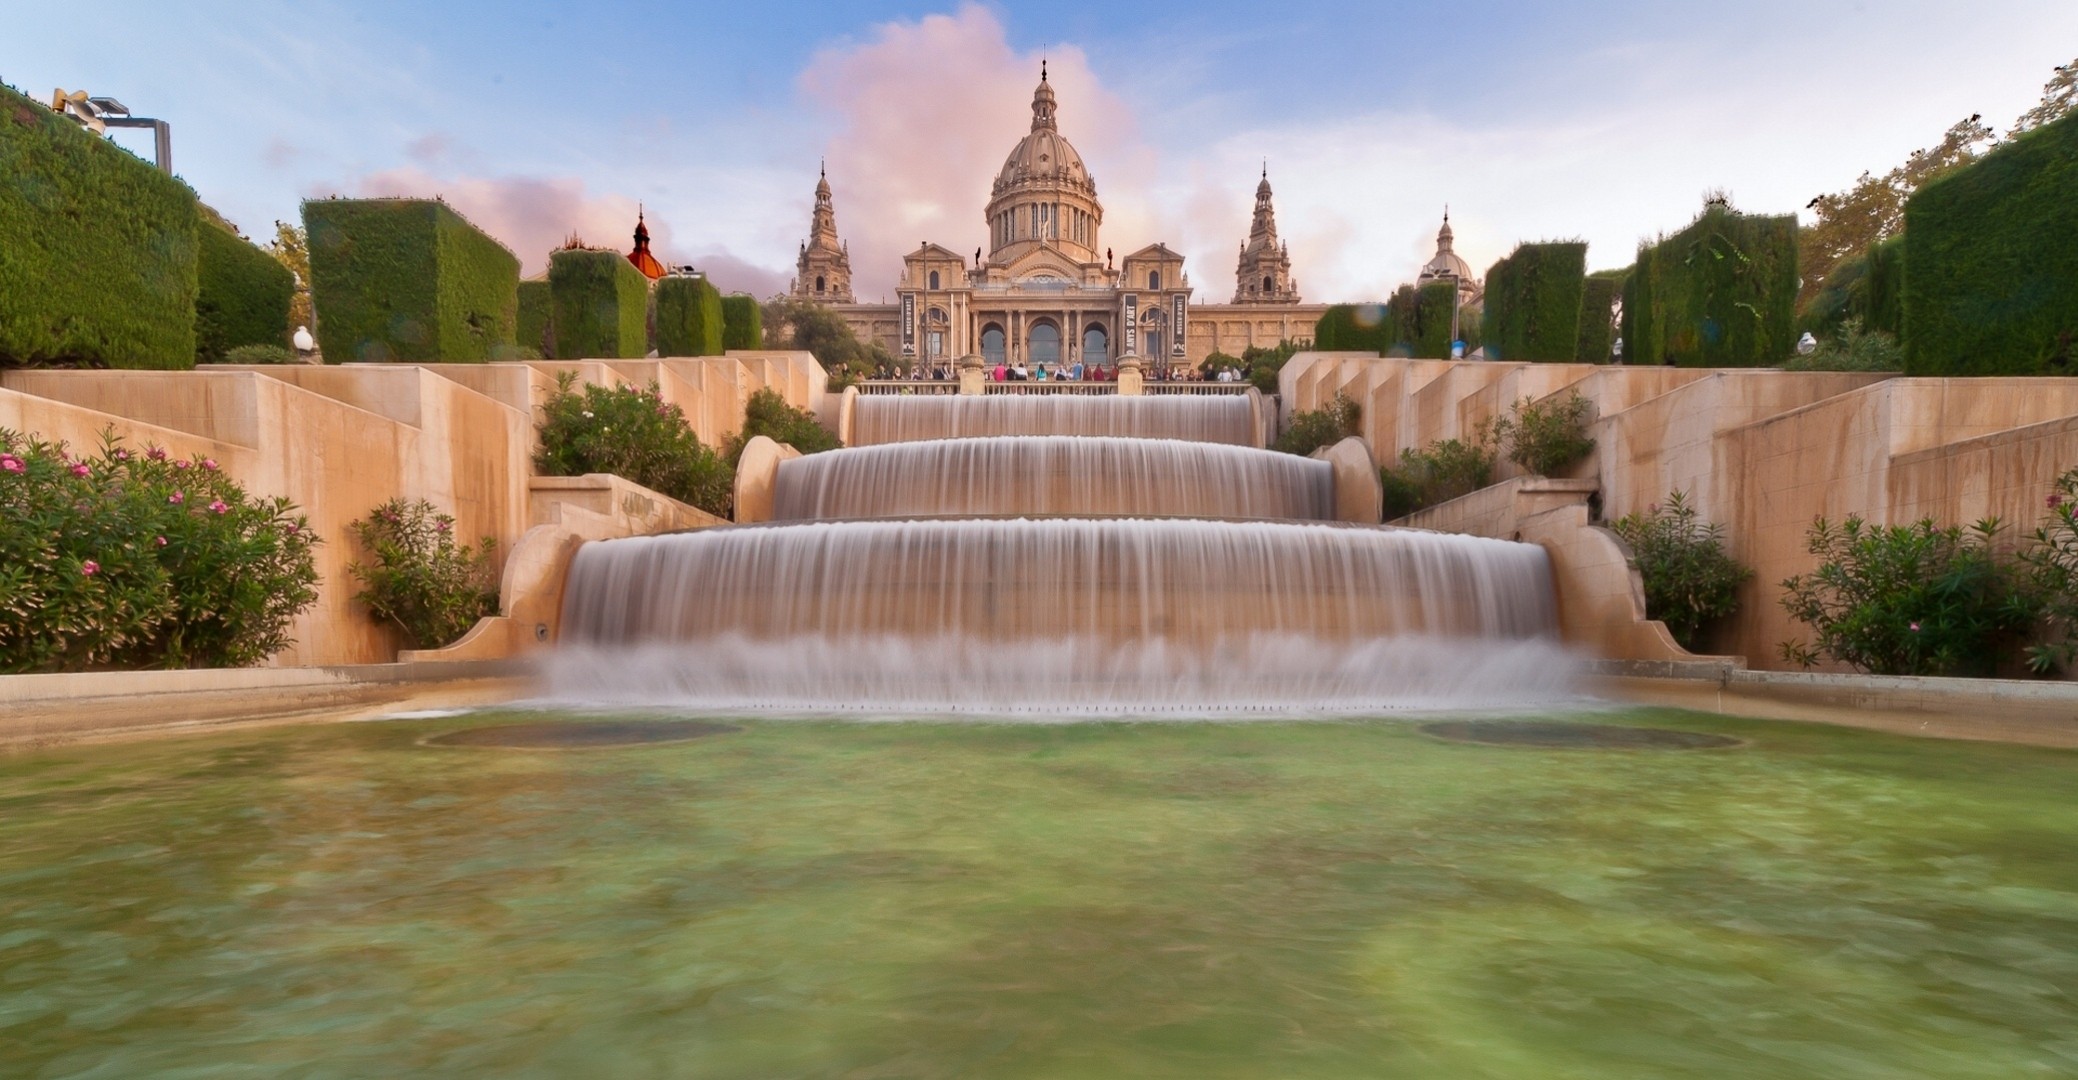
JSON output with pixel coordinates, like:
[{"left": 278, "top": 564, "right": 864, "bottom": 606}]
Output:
[
  {"left": 0, "top": 429, "right": 319, "bottom": 672},
  {"left": 1779, "top": 515, "right": 2031, "bottom": 676},
  {"left": 1608, "top": 490, "right": 1750, "bottom": 650},
  {"left": 722, "top": 387, "right": 843, "bottom": 464},
  {"left": 1274, "top": 392, "right": 1362, "bottom": 457},
  {"left": 2018, "top": 467, "right": 2078, "bottom": 674},
  {"left": 347, "top": 499, "right": 500, "bottom": 650},
  {"left": 1380, "top": 427, "right": 1497, "bottom": 520},
  {"left": 1494, "top": 391, "right": 1595, "bottom": 477},
  {"left": 535, "top": 373, "right": 733, "bottom": 517}
]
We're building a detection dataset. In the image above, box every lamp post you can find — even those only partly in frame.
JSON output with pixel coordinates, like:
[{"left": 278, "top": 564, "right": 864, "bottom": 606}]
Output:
[{"left": 50, "top": 90, "right": 171, "bottom": 174}]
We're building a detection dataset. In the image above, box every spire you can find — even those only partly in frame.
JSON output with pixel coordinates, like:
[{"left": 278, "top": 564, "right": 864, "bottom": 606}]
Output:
[
  {"left": 1437, "top": 206, "right": 1455, "bottom": 253},
  {"left": 626, "top": 204, "right": 664, "bottom": 281},
  {"left": 1030, "top": 61, "right": 1057, "bottom": 132}
]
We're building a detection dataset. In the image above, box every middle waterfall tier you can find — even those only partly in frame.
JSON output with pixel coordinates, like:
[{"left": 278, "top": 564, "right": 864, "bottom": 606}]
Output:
[
  {"left": 849, "top": 394, "right": 1258, "bottom": 446},
  {"left": 772, "top": 437, "right": 1337, "bottom": 521}
]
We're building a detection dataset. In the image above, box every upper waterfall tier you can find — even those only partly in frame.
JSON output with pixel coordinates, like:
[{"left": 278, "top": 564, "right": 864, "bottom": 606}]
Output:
[
  {"left": 850, "top": 395, "right": 1256, "bottom": 447},
  {"left": 772, "top": 437, "right": 1335, "bottom": 521}
]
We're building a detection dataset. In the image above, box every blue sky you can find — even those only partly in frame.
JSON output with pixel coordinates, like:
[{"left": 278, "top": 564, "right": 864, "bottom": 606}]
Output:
[{"left": 7, "top": 1, "right": 2076, "bottom": 300}]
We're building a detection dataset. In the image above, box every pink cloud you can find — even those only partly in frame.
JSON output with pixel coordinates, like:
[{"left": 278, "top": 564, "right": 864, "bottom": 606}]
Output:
[{"left": 334, "top": 168, "right": 659, "bottom": 277}]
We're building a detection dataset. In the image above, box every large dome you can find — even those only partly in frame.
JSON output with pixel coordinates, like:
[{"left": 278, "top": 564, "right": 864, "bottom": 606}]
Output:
[{"left": 992, "top": 65, "right": 1093, "bottom": 195}]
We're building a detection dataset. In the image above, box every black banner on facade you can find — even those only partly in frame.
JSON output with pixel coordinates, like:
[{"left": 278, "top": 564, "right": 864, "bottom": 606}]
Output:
[{"left": 1124, "top": 295, "right": 1138, "bottom": 354}]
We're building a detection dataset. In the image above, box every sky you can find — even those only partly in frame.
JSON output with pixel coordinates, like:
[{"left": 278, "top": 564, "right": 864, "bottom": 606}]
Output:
[{"left": 6, "top": 1, "right": 2075, "bottom": 303}]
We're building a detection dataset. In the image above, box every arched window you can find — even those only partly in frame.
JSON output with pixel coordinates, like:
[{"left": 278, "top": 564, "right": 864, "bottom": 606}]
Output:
[
  {"left": 981, "top": 325, "right": 1007, "bottom": 365},
  {"left": 1082, "top": 325, "right": 1108, "bottom": 363},
  {"left": 815, "top": 275, "right": 826, "bottom": 294},
  {"left": 1029, "top": 322, "right": 1061, "bottom": 367},
  {"left": 1264, "top": 275, "right": 1274, "bottom": 293},
  {"left": 928, "top": 270, "right": 940, "bottom": 290},
  {"left": 1148, "top": 270, "right": 1161, "bottom": 290}
]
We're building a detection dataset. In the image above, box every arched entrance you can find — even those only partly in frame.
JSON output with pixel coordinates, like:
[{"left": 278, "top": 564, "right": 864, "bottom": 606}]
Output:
[
  {"left": 1028, "top": 321, "right": 1061, "bottom": 369},
  {"left": 1082, "top": 324, "right": 1108, "bottom": 364},
  {"left": 981, "top": 324, "right": 1007, "bottom": 366}
]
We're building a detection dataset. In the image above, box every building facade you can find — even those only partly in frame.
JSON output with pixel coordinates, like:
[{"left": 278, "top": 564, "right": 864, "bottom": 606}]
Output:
[{"left": 791, "top": 65, "right": 1326, "bottom": 372}]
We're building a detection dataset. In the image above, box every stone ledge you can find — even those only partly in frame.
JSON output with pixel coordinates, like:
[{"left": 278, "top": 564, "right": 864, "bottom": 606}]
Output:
[{"left": 1597, "top": 668, "right": 2078, "bottom": 749}]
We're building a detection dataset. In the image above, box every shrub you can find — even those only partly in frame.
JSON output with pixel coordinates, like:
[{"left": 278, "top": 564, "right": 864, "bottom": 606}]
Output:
[
  {"left": 2018, "top": 467, "right": 2078, "bottom": 674},
  {"left": 1313, "top": 303, "right": 1392, "bottom": 354},
  {"left": 1608, "top": 490, "right": 1750, "bottom": 650},
  {"left": 655, "top": 275, "right": 724, "bottom": 357},
  {"left": 535, "top": 373, "right": 732, "bottom": 516},
  {"left": 0, "top": 428, "right": 319, "bottom": 672},
  {"left": 1243, "top": 340, "right": 1300, "bottom": 393},
  {"left": 222, "top": 343, "right": 297, "bottom": 365},
  {"left": 762, "top": 296, "right": 893, "bottom": 387},
  {"left": 1482, "top": 241, "right": 1587, "bottom": 362},
  {"left": 304, "top": 198, "right": 519, "bottom": 362},
  {"left": 548, "top": 248, "right": 649, "bottom": 359},
  {"left": 1274, "top": 392, "right": 1362, "bottom": 456},
  {"left": 194, "top": 220, "right": 294, "bottom": 363},
  {"left": 723, "top": 386, "right": 842, "bottom": 464},
  {"left": 1779, "top": 516, "right": 2032, "bottom": 676},
  {"left": 1494, "top": 391, "right": 1594, "bottom": 476},
  {"left": 0, "top": 82, "right": 200, "bottom": 369},
  {"left": 1576, "top": 275, "right": 1619, "bottom": 363},
  {"left": 517, "top": 279, "right": 553, "bottom": 358},
  {"left": 347, "top": 498, "right": 499, "bottom": 650},
  {"left": 1625, "top": 202, "right": 1799, "bottom": 367},
  {"left": 1381, "top": 428, "right": 1497, "bottom": 520},
  {"left": 722, "top": 294, "right": 764, "bottom": 351},
  {"left": 1782, "top": 317, "right": 1903, "bottom": 373},
  {"left": 1903, "top": 110, "right": 2078, "bottom": 375}
]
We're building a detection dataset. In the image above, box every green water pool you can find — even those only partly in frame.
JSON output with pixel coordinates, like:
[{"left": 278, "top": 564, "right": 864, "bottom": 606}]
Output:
[{"left": 5, "top": 709, "right": 2078, "bottom": 1078}]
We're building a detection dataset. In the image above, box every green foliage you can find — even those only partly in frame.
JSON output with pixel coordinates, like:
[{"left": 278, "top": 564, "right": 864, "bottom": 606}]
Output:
[
  {"left": 534, "top": 373, "right": 732, "bottom": 517},
  {"left": 722, "top": 294, "right": 764, "bottom": 351},
  {"left": 547, "top": 249, "right": 649, "bottom": 359},
  {"left": 267, "top": 220, "right": 313, "bottom": 332},
  {"left": 723, "top": 386, "right": 842, "bottom": 464},
  {"left": 1244, "top": 340, "right": 1301, "bottom": 393},
  {"left": 1779, "top": 516, "right": 2031, "bottom": 676},
  {"left": 762, "top": 297, "right": 893, "bottom": 388},
  {"left": 347, "top": 498, "right": 499, "bottom": 650},
  {"left": 1608, "top": 490, "right": 1750, "bottom": 650},
  {"left": 1390, "top": 281, "right": 1461, "bottom": 358},
  {"left": 0, "top": 428, "right": 319, "bottom": 672},
  {"left": 1626, "top": 202, "right": 1799, "bottom": 367},
  {"left": 517, "top": 279, "right": 553, "bottom": 358},
  {"left": 1863, "top": 235, "right": 1904, "bottom": 339},
  {"left": 1800, "top": 115, "right": 1995, "bottom": 309},
  {"left": 1575, "top": 275, "right": 1619, "bottom": 363},
  {"left": 194, "top": 220, "right": 294, "bottom": 363},
  {"left": 1274, "top": 392, "right": 1361, "bottom": 457},
  {"left": 1782, "top": 317, "right": 1904, "bottom": 373},
  {"left": 1481, "top": 241, "right": 1587, "bottom": 362},
  {"left": 1800, "top": 235, "right": 1905, "bottom": 341},
  {"left": 1494, "top": 391, "right": 1594, "bottom": 476},
  {"left": 303, "top": 198, "right": 519, "bottom": 362},
  {"left": 1312, "top": 303, "right": 1392, "bottom": 354},
  {"left": 655, "top": 275, "right": 724, "bottom": 357},
  {"left": 1380, "top": 428, "right": 1497, "bottom": 520},
  {"left": 2018, "top": 466, "right": 2078, "bottom": 674},
  {"left": 0, "top": 82, "right": 200, "bottom": 369},
  {"left": 1902, "top": 111, "right": 2078, "bottom": 376},
  {"left": 222, "top": 343, "right": 296, "bottom": 365}
]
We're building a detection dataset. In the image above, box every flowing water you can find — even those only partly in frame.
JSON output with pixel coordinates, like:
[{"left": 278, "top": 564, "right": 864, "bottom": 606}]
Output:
[
  {"left": 7, "top": 710, "right": 2078, "bottom": 1078},
  {"left": 849, "top": 393, "right": 1257, "bottom": 446}
]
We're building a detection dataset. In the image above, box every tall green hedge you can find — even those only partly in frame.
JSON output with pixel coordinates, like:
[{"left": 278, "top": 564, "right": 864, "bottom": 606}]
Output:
[
  {"left": 303, "top": 198, "right": 518, "bottom": 363},
  {"left": 722, "top": 294, "right": 763, "bottom": 351},
  {"left": 549, "top": 249, "right": 649, "bottom": 359},
  {"left": 1386, "top": 281, "right": 1461, "bottom": 358},
  {"left": 1903, "top": 112, "right": 2078, "bottom": 375},
  {"left": 655, "top": 275, "right": 724, "bottom": 357},
  {"left": 517, "top": 279, "right": 553, "bottom": 358},
  {"left": 1481, "top": 242, "right": 1586, "bottom": 362},
  {"left": 1863, "top": 235, "right": 1904, "bottom": 339},
  {"left": 195, "top": 222, "right": 294, "bottom": 363},
  {"left": 1313, "top": 303, "right": 1391, "bottom": 353},
  {"left": 1625, "top": 206, "right": 1797, "bottom": 367},
  {"left": 0, "top": 82, "right": 200, "bottom": 369},
  {"left": 1575, "top": 275, "right": 1619, "bottom": 363}
]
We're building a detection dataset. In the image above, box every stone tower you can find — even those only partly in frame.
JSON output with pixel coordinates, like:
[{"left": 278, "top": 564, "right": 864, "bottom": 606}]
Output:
[
  {"left": 983, "top": 62, "right": 1104, "bottom": 267},
  {"left": 1232, "top": 167, "right": 1299, "bottom": 303},
  {"left": 791, "top": 164, "right": 855, "bottom": 303}
]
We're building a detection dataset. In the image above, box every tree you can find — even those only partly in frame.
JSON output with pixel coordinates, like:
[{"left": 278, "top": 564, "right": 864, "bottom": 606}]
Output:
[
  {"left": 1799, "top": 115, "right": 1996, "bottom": 307},
  {"left": 2010, "top": 56, "right": 2078, "bottom": 138},
  {"left": 761, "top": 296, "right": 892, "bottom": 388},
  {"left": 268, "top": 221, "right": 313, "bottom": 331}
]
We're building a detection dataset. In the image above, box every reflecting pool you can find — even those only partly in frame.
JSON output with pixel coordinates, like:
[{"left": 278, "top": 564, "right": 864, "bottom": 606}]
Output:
[{"left": 5, "top": 709, "right": 2077, "bottom": 1078}]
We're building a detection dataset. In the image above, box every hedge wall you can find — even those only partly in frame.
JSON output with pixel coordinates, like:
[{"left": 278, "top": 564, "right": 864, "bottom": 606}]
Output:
[
  {"left": 1625, "top": 206, "right": 1798, "bottom": 367},
  {"left": 1903, "top": 112, "right": 2078, "bottom": 375},
  {"left": 1863, "top": 235, "right": 1905, "bottom": 339},
  {"left": 195, "top": 221, "right": 294, "bottom": 363},
  {"left": 303, "top": 198, "right": 518, "bottom": 363},
  {"left": 655, "top": 275, "right": 724, "bottom": 357},
  {"left": 548, "top": 249, "right": 650, "bottom": 359},
  {"left": 1481, "top": 242, "right": 1586, "bottom": 363},
  {"left": 1575, "top": 275, "right": 1619, "bottom": 363},
  {"left": 0, "top": 82, "right": 200, "bottom": 369},
  {"left": 722, "top": 294, "right": 763, "bottom": 351},
  {"left": 517, "top": 279, "right": 553, "bottom": 358},
  {"left": 1313, "top": 303, "right": 1392, "bottom": 353}
]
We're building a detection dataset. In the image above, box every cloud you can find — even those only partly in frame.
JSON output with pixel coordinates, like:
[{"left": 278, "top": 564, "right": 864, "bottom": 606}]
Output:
[{"left": 329, "top": 168, "right": 658, "bottom": 276}]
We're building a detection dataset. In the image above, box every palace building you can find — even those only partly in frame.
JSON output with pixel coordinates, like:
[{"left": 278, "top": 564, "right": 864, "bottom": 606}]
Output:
[{"left": 789, "top": 64, "right": 1327, "bottom": 371}]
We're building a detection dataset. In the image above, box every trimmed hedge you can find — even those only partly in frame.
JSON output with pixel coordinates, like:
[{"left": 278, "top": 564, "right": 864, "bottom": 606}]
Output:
[
  {"left": 548, "top": 249, "right": 649, "bottom": 359},
  {"left": 195, "top": 221, "right": 294, "bottom": 363},
  {"left": 517, "top": 279, "right": 553, "bottom": 358},
  {"left": 304, "top": 198, "right": 519, "bottom": 363},
  {"left": 1392, "top": 281, "right": 1461, "bottom": 358},
  {"left": 722, "top": 294, "right": 763, "bottom": 351},
  {"left": 1903, "top": 112, "right": 2078, "bottom": 375},
  {"left": 1313, "top": 303, "right": 1392, "bottom": 353},
  {"left": 1575, "top": 275, "right": 1619, "bottom": 363},
  {"left": 0, "top": 82, "right": 200, "bottom": 369},
  {"left": 1481, "top": 241, "right": 1586, "bottom": 362},
  {"left": 655, "top": 275, "right": 724, "bottom": 357},
  {"left": 1864, "top": 235, "right": 1905, "bottom": 339},
  {"left": 1625, "top": 206, "right": 1798, "bottom": 367}
]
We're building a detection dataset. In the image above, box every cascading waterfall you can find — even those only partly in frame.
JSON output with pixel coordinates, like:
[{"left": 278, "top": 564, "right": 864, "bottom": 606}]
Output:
[
  {"left": 849, "top": 394, "right": 1255, "bottom": 447},
  {"left": 771, "top": 437, "right": 1336, "bottom": 521},
  {"left": 548, "top": 393, "right": 1575, "bottom": 714}
]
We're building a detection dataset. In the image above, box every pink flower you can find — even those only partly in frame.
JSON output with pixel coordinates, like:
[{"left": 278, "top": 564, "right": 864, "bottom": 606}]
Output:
[
  {"left": 174, "top": 460, "right": 190, "bottom": 470},
  {"left": 208, "top": 499, "right": 229, "bottom": 515},
  {"left": 154, "top": 536, "right": 168, "bottom": 547},
  {"left": 168, "top": 492, "right": 184, "bottom": 505},
  {"left": 70, "top": 463, "right": 90, "bottom": 477},
  {"left": 113, "top": 449, "right": 130, "bottom": 461},
  {"left": 148, "top": 447, "right": 167, "bottom": 461},
  {"left": 201, "top": 458, "right": 218, "bottom": 471},
  {"left": 2050, "top": 494, "right": 2065, "bottom": 509},
  {"left": 81, "top": 560, "right": 99, "bottom": 576},
  {"left": 285, "top": 524, "right": 299, "bottom": 536},
  {"left": 435, "top": 519, "right": 451, "bottom": 533},
  {"left": 0, "top": 455, "right": 22, "bottom": 473},
  {"left": 1909, "top": 622, "right": 1921, "bottom": 632}
]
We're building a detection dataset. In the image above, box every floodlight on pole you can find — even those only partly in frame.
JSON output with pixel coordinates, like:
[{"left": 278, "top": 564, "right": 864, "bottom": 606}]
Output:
[{"left": 49, "top": 88, "right": 172, "bottom": 174}]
